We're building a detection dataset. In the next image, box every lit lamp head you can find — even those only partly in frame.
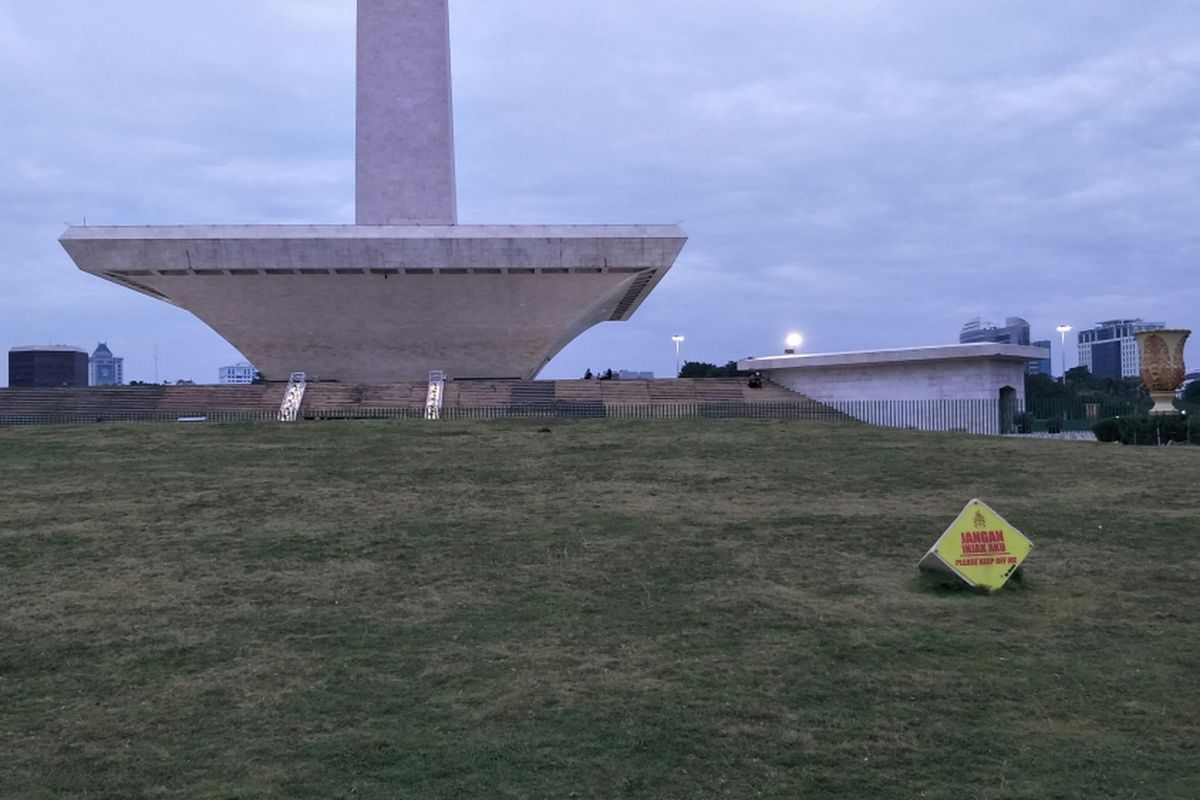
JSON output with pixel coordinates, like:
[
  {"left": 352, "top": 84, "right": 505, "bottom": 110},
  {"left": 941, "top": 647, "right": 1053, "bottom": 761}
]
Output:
[
  {"left": 785, "top": 332, "right": 803, "bottom": 354},
  {"left": 1055, "top": 324, "right": 1073, "bottom": 384},
  {"left": 670, "top": 334, "right": 686, "bottom": 378}
]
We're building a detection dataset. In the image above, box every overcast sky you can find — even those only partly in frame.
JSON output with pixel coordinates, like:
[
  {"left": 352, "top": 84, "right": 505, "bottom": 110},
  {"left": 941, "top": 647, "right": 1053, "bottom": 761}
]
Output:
[{"left": 2, "top": 0, "right": 1198, "bottom": 385}]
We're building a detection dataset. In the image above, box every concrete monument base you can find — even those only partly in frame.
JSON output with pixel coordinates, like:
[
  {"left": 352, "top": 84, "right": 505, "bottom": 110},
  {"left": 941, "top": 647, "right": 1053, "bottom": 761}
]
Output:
[{"left": 62, "top": 223, "right": 685, "bottom": 381}]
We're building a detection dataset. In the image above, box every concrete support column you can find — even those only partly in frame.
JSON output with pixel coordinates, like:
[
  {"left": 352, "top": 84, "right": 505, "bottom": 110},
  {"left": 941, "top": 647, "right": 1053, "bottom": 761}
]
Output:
[{"left": 356, "top": 0, "right": 457, "bottom": 225}]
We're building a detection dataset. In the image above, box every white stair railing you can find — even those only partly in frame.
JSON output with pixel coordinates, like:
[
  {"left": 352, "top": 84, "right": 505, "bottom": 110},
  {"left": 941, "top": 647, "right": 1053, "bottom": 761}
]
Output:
[
  {"left": 425, "top": 370, "right": 446, "bottom": 420},
  {"left": 278, "top": 371, "right": 308, "bottom": 422}
]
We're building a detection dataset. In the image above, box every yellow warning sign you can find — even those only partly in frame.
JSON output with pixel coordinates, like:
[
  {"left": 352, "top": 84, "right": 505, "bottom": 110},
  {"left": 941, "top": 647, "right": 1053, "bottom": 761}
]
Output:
[{"left": 918, "top": 499, "right": 1033, "bottom": 590}]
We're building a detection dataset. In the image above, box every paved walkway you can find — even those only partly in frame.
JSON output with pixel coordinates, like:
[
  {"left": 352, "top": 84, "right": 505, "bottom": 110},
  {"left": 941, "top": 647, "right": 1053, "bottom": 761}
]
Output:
[{"left": 1006, "top": 431, "right": 1098, "bottom": 441}]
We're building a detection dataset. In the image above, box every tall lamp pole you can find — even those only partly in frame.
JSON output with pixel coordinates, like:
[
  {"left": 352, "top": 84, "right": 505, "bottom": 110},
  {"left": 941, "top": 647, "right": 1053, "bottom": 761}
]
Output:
[
  {"left": 671, "top": 334, "right": 685, "bottom": 377},
  {"left": 1056, "top": 324, "right": 1073, "bottom": 384}
]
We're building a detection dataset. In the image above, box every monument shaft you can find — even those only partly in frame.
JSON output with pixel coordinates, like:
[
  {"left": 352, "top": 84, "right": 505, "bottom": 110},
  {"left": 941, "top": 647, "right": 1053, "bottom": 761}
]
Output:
[{"left": 356, "top": 0, "right": 457, "bottom": 225}]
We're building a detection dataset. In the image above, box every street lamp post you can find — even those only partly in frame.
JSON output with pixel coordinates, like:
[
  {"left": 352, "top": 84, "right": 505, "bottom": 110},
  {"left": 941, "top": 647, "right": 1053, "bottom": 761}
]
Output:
[
  {"left": 1056, "top": 324, "right": 1072, "bottom": 384},
  {"left": 785, "top": 332, "right": 803, "bottom": 355},
  {"left": 671, "top": 334, "right": 685, "bottom": 377}
]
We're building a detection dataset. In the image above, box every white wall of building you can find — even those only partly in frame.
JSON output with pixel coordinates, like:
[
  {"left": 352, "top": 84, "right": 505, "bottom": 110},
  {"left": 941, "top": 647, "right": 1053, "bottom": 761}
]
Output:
[
  {"left": 759, "top": 358, "right": 1028, "bottom": 404},
  {"left": 740, "top": 344, "right": 1043, "bottom": 434}
]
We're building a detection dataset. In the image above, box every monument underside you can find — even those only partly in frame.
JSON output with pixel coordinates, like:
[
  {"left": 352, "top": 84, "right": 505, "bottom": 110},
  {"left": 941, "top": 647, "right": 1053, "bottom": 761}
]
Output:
[{"left": 60, "top": 225, "right": 685, "bottom": 381}]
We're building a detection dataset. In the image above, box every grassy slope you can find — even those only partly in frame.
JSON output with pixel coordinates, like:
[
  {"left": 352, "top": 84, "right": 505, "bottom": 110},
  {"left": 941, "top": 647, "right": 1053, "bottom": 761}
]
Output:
[{"left": 1, "top": 420, "right": 1197, "bottom": 799}]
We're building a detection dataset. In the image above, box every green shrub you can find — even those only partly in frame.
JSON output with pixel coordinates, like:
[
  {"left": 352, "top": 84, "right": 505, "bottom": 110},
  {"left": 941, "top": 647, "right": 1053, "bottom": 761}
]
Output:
[
  {"left": 1013, "top": 412, "right": 1033, "bottom": 434},
  {"left": 1189, "top": 413, "right": 1200, "bottom": 445},
  {"left": 1045, "top": 417, "right": 1062, "bottom": 434},
  {"left": 1159, "top": 415, "right": 1190, "bottom": 444},
  {"left": 1092, "top": 417, "right": 1121, "bottom": 442},
  {"left": 1111, "top": 415, "right": 1191, "bottom": 445}
]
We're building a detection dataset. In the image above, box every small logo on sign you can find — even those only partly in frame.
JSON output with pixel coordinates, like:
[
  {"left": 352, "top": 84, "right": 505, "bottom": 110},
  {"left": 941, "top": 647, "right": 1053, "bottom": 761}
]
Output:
[{"left": 973, "top": 509, "right": 987, "bottom": 529}]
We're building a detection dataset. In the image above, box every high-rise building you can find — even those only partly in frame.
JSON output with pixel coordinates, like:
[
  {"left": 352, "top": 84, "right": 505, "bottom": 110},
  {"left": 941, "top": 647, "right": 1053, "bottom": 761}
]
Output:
[
  {"left": 8, "top": 346, "right": 89, "bottom": 387},
  {"left": 1077, "top": 319, "right": 1165, "bottom": 380},
  {"left": 959, "top": 317, "right": 1031, "bottom": 346},
  {"left": 1026, "top": 340, "right": 1053, "bottom": 376},
  {"left": 218, "top": 362, "right": 257, "bottom": 385},
  {"left": 89, "top": 342, "right": 124, "bottom": 386}
]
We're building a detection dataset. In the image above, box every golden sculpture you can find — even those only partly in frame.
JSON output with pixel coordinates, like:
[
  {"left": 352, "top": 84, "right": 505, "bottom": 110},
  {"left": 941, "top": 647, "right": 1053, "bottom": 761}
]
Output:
[{"left": 1135, "top": 329, "right": 1191, "bottom": 414}]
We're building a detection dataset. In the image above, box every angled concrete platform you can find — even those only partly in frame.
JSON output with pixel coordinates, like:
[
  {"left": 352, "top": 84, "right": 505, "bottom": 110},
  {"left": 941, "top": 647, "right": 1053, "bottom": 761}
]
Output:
[{"left": 61, "top": 224, "right": 685, "bottom": 381}]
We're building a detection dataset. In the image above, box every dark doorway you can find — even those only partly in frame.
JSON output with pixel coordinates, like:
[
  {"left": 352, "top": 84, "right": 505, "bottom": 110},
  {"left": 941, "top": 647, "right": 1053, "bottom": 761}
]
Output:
[{"left": 999, "top": 385, "right": 1018, "bottom": 434}]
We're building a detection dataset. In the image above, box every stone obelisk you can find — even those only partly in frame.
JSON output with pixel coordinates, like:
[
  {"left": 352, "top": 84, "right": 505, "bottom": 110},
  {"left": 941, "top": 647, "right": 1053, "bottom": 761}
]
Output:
[
  {"left": 62, "top": 0, "right": 686, "bottom": 383},
  {"left": 356, "top": 0, "right": 458, "bottom": 225}
]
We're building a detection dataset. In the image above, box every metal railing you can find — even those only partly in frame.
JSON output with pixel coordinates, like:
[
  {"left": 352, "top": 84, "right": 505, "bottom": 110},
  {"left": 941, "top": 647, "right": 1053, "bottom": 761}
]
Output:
[
  {"left": 0, "top": 410, "right": 279, "bottom": 427},
  {"left": 1021, "top": 397, "right": 1150, "bottom": 432},
  {"left": 304, "top": 401, "right": 848, "bottom": 422},
  {"left": 4, "top": 398, "right": 1191, "bottom": 434},
  {"left": 823, "top": 399, "right": 1007, "bottom": 435}
]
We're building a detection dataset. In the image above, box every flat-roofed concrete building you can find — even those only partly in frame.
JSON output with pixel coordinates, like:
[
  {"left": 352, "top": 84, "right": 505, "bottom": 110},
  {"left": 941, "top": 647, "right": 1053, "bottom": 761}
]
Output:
[
  {"left": 740, "top": 343, "right": 1048, "bottom": 435},
  {"left": 9, "top": 346, "right": 90, "bottom": 388},
  {"left": 60, "top": 0, "right": 685, "bottom": 382}
]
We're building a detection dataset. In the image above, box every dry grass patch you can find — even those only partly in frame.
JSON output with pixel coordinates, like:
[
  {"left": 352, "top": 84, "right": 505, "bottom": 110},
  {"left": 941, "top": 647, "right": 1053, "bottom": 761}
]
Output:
[{"left": 1, "top": 420, "right": 1198, "bottom": 798}]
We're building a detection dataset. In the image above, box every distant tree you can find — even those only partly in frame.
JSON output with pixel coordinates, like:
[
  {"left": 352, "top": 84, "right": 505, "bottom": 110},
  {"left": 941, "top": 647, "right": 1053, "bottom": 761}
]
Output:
[
  {"left": 679, "top": 361, "right": 717, "bottom": 378},
  {"left": 1027, "top": 366, "right": 1150, "bottom": 414},
  {"left": 678, "top": 360, "right": 747, "bottom": 379},
  {"left": 1064, "top": 367, "right": 1147, "bottom": 402},
  {"left": 1183, "top": 381, "right": 1200, "bottom": 405},
  {"left": 1024, "top": 372, "right": 1069, "bottom": 402},
  {"left": 1064, "top": 366, "right": 1096, "bottom": 390},
  {"left": 1101, "top": 377, "right": 1146, "bottom": 401},
  {"left": 251, "top": 371, "right": 266, "bottom": 384}
]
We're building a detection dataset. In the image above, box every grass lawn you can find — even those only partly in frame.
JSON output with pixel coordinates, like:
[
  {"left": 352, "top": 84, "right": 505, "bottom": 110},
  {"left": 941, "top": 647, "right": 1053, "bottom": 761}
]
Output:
[{"left": 1, "top": 419, "right": 1198, "bottom": 799}]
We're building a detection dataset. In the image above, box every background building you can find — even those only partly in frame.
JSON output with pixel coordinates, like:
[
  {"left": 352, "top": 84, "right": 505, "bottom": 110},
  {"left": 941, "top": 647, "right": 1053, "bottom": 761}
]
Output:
[
  {"left": 959, "top": 317, "right": 1032, "bottom": 346},
  {"left": 8, "top": 346, "right": 89, "bottom": 387},
  {"left": 1077, "top": 319, "right": 1164, "bottom": 380},
  {"left": 960, "top": 317, "right": 1050, "bottom": 375},
  {"left": 218, "top": 362, "right": 257, "bottom": 385},
  {"left": 1026, "top": 340, "right": 1053, "bottom": 376},
  {"left": 89, "top": 342, "right": 124, "bottom": 386}
]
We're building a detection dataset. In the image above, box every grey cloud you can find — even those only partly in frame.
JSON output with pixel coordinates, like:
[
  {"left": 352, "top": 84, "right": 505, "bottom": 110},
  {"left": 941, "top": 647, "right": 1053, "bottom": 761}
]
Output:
[{"left": 1, "top": 1, "right": 1197, "bottom": 383}]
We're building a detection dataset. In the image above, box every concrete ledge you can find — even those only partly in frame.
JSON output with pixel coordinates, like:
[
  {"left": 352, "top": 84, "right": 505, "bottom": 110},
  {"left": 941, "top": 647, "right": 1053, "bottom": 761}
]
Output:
[
  {"left": 739, "top": 343, "right": 1050, "bottom": 371},
  {"left": 60, "top": 224, "right": 687, "bottom": 382},
  {"left": 60, "top": 223, "right": 686, "bottom": 242}
]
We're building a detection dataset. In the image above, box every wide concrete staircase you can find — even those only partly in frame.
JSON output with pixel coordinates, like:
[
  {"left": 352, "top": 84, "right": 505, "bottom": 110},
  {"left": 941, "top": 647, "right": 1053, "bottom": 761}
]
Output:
[
  {"left": 301, "top": 377, "right": 837, "bottom": 418},
  {"left": 0, "top": 385, "right": 284, "bottom": 421},
  {"left": 156, "top": 385, "right": 284, "bottom": 414},
  {"left": 0, "top": 386, "right": 166, "bottom": 418},
  {"left": 0, "top": 378, "right": 841, "bottom": 422}
]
